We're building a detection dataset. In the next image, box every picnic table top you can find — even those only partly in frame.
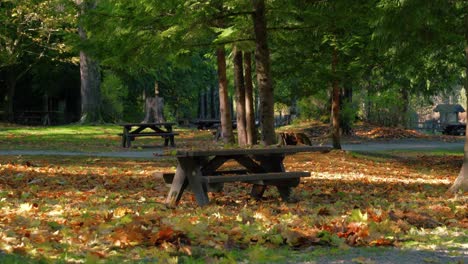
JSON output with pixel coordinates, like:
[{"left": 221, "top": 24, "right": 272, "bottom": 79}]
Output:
[
  {"left": 191, "top": 119, "right": 221, "bottom": 123},
  {"left": 119, "top": 122, "right": 176, "bottom": 126},
  {"left": 175, "top": 145, "right": 331, "bottom": 157}
]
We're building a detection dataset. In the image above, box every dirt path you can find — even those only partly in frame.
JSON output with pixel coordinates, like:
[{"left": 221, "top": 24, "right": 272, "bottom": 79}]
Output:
[{"left": 342, "top": 139, "right": 464, "bottom": 152}]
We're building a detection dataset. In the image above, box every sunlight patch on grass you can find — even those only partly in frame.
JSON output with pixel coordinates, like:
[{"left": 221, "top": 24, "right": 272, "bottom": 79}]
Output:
[{"left": 308, "top": 171, "right": 454, "bottom": 186}]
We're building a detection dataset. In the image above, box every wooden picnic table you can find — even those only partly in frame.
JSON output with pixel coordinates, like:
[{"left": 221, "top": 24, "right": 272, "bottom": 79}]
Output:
[
  {"left": 164, "top": 145, "right": 331, "bottom": 207},
  {"left": 191, "top": 119, "right": 221, "bottom": 130},
  {"left": 119, "top": 122, "right": 178, "bottom": 148}
]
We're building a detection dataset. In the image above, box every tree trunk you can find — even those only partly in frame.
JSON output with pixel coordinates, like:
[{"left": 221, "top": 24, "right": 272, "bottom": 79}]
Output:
[
  {"left": 142, "top": 83, "right": 165, "bottom": 123},
  {"left": 217, "top": 47, "right": 234, "bottom": 144},
  {"left": 233, "top": 46, "right": 247, "bottom": 146},
  {"left": 252, "top": 0, "right": 276, "bottom": 145},
  {"left": 449, "top": 15, "right": 468, "bottom": 193},
  {"left": 400, "top": 85, "right": 409, "bottom": 128},
  {"left": 210, "top": 85, "right": 216, "bottom": 119},
  {"left": 78, "top": 49, "right": 101, "bottom": 123},
  {"left": 244, "top": 52, "right": 257, "bottom": 145},
  {"left": 4, "top": 74, "right": 16, "bottom": 122},
  {"left": 77, "top": 1, "right": 102, "bottom": 124},
  {"left": 331, "top": 47, "right": 341, "bottom": 149},
  {"left": 341, "top": 81, "right": 353, "bottom": 135}
]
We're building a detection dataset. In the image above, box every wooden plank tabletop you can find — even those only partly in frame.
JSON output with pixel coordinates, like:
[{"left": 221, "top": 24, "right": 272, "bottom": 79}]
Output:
[{"left": 176, "top": 145, "right": 332, "bottom": 157}]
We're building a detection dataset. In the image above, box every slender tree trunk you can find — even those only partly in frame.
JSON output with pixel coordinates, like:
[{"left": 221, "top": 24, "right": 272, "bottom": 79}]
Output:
[
  {"left": 217, "top": 47, "right": 234, "bottom": 144},
  {"left": 210, "top": 85, "right": 216, "bottom": 119},
  {"left": 5, "top": 75, "right": 16, "bottom": 122},
  {"left": 244, "top": 52, "right": 257, "bottom": 145},
  {"left": 341, "top": 80, "right": 353, "bottom": 135},
  {"left": 252, "top": 0, "right": 275, "bottom": 145},
  {"left": 331, "top": 47, "right": 341, "bottom": 149},
  {"left": 233, "top": 46, "right": 247, "bottom": 146},
  {"left": 449, "top": 15, "right": 468, "bottom": 193},
  {"left": 198, "top": 89, "right": 203, "bottom": 118},
  {"left": 400, "top": 85, "right": 409, "bottom": 128}
]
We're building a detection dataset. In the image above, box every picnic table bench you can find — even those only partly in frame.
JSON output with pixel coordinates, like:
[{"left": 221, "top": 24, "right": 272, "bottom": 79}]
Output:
[
  {"left": 119, "top": 122, "right": 178, "bottom": 148},
  {"left": 161, "top": 145, "right": 331, "bottom": 207}
]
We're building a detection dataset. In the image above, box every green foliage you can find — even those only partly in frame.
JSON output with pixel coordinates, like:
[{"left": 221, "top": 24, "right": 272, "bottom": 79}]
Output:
[
  {"left": 101, "top": 71, "right": 127, "bottom": 122},
  {"left": 296, "top": 92, "right": 329, "bottom": 121},
  {"left": 366, "top": 89, "right": 405, "bottom": 127}
]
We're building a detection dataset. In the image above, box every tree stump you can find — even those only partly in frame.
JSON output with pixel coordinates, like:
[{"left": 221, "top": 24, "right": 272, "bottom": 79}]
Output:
[
  {"left": 277, "top": 132, "right": 312, "bottom": 146},
  {"left": 142, "top": 96, "right": 165, "bottom": 123}
]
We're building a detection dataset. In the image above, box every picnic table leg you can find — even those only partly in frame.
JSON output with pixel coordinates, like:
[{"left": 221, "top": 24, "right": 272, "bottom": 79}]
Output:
[
  {"left": 169, "top": 135, "right": 175, "bottom": 147},
  {"left": 166, "top": 158, "right": 209, "bottom": 207},
  {"left": 165, "top": 165, "right": 188, "bottom": 208},
  {"left": 250, "top": 184, "right": 266, "bottom": 200},
  {"left": 184, "top": 158, "right": 209, "bottom": 206},
  {"left": 126, "top": 135, "right": 132, "bottom": 148},
  {"left": 122, "top": 127, "right": 129, "bottom": 148},
  {"left": 255, "top": 154, "right": 297, "bottom": 202}
]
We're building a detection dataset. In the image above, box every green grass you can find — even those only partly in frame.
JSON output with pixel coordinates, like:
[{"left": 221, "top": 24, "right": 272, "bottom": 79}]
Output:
[
  {"left": 0, "top": 124, "right": 120, "bottom": 151},
  {"left": 0, "top": 123, "right": 209, "bottom": 152}
]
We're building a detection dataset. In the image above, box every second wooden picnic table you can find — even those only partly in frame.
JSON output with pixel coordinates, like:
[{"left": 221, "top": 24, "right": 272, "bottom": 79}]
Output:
[
  {"left": 119, "top": 122, "right": 178, "bottom": 148},
  {"left": 164, "top": 145, "right": 331, "bottom": 207}
]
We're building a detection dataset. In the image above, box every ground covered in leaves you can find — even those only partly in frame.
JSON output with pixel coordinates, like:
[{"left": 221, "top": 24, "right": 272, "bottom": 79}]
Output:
[{"left": 0, "top": 150, "right": 466, "bottom": 263}]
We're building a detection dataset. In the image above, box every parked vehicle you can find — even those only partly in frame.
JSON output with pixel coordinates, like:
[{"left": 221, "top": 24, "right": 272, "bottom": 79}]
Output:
[{"left": 442, "top": 123, "right": 466, "bottom": 135}]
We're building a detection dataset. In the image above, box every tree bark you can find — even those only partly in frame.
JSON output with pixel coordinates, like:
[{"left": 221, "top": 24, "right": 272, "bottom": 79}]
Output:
[
  {"left": 400, "top": 85, "right": 409, "bottom": 128},
  {"left": 341, "top": 81, "right": 353, "bottom": 135},
  {"left": 142, "top": 82, "right": 165, "bottom": 123},
  {"left": 4, "top": 74, "right": 16, "bottom": 122},
  {"left": 217, "top": 47, "right": 235, "bottom": 144},
  {"left": 78, "top": 49, "right": 101, "bottom": 123},
  {"left": 449, "top": 15, "right": 468, "bottom": 193},
  {"left": 233, "top": 46, "right": 247, "bottom": 146},
  {"left": 244, "top": 52, "right": 257, "bottom": 145},
  {"left": 252, "top": 0, "right": 276, "bottom": 145},
  {"left": 210, "top": 85, "right": 216, "bottom": 119},
  {"left": 77, "top": 1, "right": 102, "bottom": 124},
  {"left": 331, "top": 47, "right": 342, "bottom": 149}
]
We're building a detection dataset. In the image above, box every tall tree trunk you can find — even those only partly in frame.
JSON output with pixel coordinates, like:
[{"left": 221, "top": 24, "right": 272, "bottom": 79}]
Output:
[
  {"left": 341, "top": 80, "right": 353, "bottom": 135},
  {"left": 77, "top": 0, "right": 101, "bottom": 124},
  {"left": 400, "top": 85, "right": 409, "bottom": 128},
  {"left": 449, "top": 15, "right": 468, "bottom": 193},
  {"left": 331, "top": 47, "right": 341, "bottom": 149},
  {"left": 78, "top": 48, "right": 101, "bottom": 123},
  {"left": 210, "top": 85, "right": 216, "bottom": 119},
  {"left": 244, "top": 52, "right": 257, "bottom": 145},
  {"left": 233, "top": 46, "right": 247, "bottom": 146},
  {"left": 217, "top": 47, "right": 234, "bottom": 144},
  {"left": 252, "top": 0, "right": 275, "bottom": 145},
  {"left": 4, "top": 75, "right": 16, "bottom": 122}
]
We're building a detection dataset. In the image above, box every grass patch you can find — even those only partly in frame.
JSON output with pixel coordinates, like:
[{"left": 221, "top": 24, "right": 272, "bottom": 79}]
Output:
[{"left": 0, "top": 123, "right": 212, "bottom": 152}]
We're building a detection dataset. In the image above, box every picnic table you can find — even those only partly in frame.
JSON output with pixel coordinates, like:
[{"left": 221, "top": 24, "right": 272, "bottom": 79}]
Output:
[
  {"left": 163, "top": 145, "right": 331, "bottom": 207},
  {"left": 119, "top": 122, "right": 178, "bottom": 148},
  {"left": 15, "top": 111, "right": 60, "bottom": 125},
  {"left": 191, "top": 119, "right": 223, "bottom": 130}
]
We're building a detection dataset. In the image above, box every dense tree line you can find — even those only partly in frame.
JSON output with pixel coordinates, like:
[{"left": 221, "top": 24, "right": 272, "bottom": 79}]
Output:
[{"left": 1, "top": 1, "right": 466, "bottom": 190}]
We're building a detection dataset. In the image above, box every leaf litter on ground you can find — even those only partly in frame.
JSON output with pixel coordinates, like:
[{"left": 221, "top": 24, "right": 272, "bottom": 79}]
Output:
[{"left": 0, "top": 123, "right": 467, "bottom": 262}]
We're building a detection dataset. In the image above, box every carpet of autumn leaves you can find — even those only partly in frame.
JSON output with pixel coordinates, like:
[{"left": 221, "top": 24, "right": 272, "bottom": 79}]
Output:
[{"left": 0, "top": 147, "right": 467, "bottom": 262}]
